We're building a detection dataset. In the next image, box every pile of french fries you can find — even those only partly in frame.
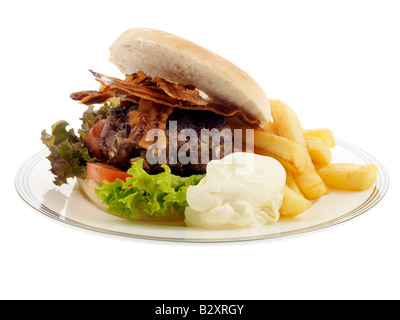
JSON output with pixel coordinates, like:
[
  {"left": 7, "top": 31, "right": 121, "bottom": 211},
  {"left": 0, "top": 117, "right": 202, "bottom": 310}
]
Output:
[{"left": 252, "top": 100, "right": 378, "bottom": 218}]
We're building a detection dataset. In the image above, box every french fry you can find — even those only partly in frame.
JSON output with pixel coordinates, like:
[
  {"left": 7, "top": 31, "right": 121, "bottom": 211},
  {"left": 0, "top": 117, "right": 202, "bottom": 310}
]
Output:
[
  {"left": 304, "top": 129, "right": 336, "bottom": 148},
  {"left": 254, "top": 130, "right": 326, "bottom": 200},
  {"left": 285, "top": 168, "right": 303, "bottom": 196},
  {"left": 314, "top": 163, "right": 328, "bottom": 172},
  {"left": 317, "top": 163, "right": 378, "bottom": 191},
  {"left": 292, "top": 170, "right": 327, "bottom": 200},
  {"left": 262, "top": 121, "right": 278, "bottom": 135},
  {"left": 270, "top": 100, "right": 307, "bottom": 149},
  {"left": 253, "top": 130, "right": 310, "bottom": 174},
  {"left": 267, "top": 100, "right": 328, "bottom": 199},
  {"left": 280, "top": 186, "right": 312, "bottom": 218},
  {"left": 306, "top": 137, "right": 332, "bottom": 165}
]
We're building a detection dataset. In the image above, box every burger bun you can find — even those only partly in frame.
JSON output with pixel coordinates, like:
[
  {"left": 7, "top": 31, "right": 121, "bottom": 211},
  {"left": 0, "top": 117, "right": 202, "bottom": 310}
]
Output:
[{"left": 109, "top": 28, "right": 270, "bottom": 124}]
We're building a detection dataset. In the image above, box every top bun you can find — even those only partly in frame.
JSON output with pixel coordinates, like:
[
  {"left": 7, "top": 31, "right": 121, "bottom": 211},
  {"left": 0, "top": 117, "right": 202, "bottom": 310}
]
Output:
[{"left": 109, "top": 28, "right": 270, "bottom": 123}]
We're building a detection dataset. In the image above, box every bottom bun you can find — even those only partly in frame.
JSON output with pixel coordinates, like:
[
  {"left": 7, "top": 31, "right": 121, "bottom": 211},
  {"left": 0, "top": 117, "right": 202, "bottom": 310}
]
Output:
[{"left": 78, "top": 178, "right": 185, "bottom": 224}]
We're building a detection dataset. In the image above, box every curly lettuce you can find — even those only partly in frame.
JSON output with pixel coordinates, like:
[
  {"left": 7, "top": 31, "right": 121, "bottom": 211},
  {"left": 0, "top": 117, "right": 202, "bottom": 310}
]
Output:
[
  {"left": 95, "top": 159, "right": 205, "bottom": 220},
  {"left": 41, "top": 120, "right": 96, "bottom": 186},
  {"left": 41, "top": 98, "right": 121, "bottom": 186}
]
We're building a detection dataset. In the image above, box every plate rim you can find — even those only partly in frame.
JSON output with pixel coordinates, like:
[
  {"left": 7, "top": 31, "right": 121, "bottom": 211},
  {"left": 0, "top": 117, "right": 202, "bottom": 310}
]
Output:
[{"left": 14, "top": 139, "right": 390, "bottom": 243}]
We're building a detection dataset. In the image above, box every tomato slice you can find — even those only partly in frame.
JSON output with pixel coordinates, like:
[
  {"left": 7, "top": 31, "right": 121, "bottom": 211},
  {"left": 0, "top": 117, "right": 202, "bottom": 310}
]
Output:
[
  {"left": 87, "top": 162, "right": 132, "bottom": 184},
  {"left": 85, "top": 119, "right": 106, "bottom": 160}
]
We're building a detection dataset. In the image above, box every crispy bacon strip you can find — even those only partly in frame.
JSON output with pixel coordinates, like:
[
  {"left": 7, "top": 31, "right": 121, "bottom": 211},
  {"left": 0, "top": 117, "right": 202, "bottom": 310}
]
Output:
[
  {"left": 154, "top": 76, "right": 207, "bottom": 106},
  {"left": 70, "top": 89, "right": 141, "bottom": 105},
  {"left": 70, "top": 71, "right": 261, "bottom": 127},
  {"left": 126, "top": 100, "right": 173, "bottom": 150},
  {"left": 91, "top": 70, "right": 184, "bottom": 108},
  {"left": 70, "top": 90, "right": 114, "bottom": 105},
  {"left": 125, "top": 71, "right": 150, "bottom": 84}
]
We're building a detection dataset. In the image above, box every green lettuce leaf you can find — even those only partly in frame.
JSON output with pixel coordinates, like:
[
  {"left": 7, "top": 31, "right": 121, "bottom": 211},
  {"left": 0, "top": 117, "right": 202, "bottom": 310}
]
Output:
[
  {"left": 41, "top": 120, "right": 96, "bottom": 186},
  {"left": 95, "top": 159, "right": 205, "bottom": 220}
]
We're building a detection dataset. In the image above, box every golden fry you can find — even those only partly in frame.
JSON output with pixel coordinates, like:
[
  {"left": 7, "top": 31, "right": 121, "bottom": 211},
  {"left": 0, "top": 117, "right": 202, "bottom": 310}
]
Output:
[
  {"left": 253, "top": 130, "right": 310, "bottom": 174},
  {"left": 262, "top": 121, "right": 278, "bottom": 135},
  {"left": 280, "top": 186, "right": 312, "bottom": 218},
  {"left": 317, "top": 163, "right": 378, "bottom": 191},
  {"left": 304, "top": 129, "right": 336, "bottom": 148},
  {"left": 314, "top": 163, "right": 328, "bottom": 172},
  {"left": 254, "top": 130, "right": 327, "bottom": 200},
  {"left": 292, "top": 170, "right": 328, "bottom": 200},
  {"left": 270, "top": 100, "right": 307, "bottom": 149},
  {"left": 285, "top": 168, "right": 303, "bottom": 197},
  {"left": 306, "top": 137, "right": 332, "bottom": 165}
]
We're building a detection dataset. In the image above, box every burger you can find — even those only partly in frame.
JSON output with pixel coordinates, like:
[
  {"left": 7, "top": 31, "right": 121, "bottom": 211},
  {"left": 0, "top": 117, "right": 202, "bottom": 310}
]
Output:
[{"left": 41, "top": 28, "right": 270, "bottom": 224}]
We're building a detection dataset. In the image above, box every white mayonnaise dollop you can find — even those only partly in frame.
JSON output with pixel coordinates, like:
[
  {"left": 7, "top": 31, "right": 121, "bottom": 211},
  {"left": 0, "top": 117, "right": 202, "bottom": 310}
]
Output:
[{"left": 184, "top": 152, "right": 286, "bottom": 229}]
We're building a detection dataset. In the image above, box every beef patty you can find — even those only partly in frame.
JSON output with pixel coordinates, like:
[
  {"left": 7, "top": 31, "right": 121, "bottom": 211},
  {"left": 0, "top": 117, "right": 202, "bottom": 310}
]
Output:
[{"left": 99, "top": 102, "right": 233, "bottom": 175}]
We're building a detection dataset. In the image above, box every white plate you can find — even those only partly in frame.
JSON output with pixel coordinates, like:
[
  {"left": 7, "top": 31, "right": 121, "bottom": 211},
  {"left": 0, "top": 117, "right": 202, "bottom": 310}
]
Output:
[{"left": 15, "top": 139, "right": 389, "bottom": 243}]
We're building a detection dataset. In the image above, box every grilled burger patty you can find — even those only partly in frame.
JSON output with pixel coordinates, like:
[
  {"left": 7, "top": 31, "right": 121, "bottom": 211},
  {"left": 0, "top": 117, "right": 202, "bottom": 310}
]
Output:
[{"left": 99, "top": 102, "right": 233, "bottom": 175}]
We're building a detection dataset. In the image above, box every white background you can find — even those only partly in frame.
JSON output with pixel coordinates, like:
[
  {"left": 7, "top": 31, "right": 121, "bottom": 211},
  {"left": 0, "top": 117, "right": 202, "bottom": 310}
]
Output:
[{"left": 1, "top": 0, "right": 399, "bottom": 300}]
